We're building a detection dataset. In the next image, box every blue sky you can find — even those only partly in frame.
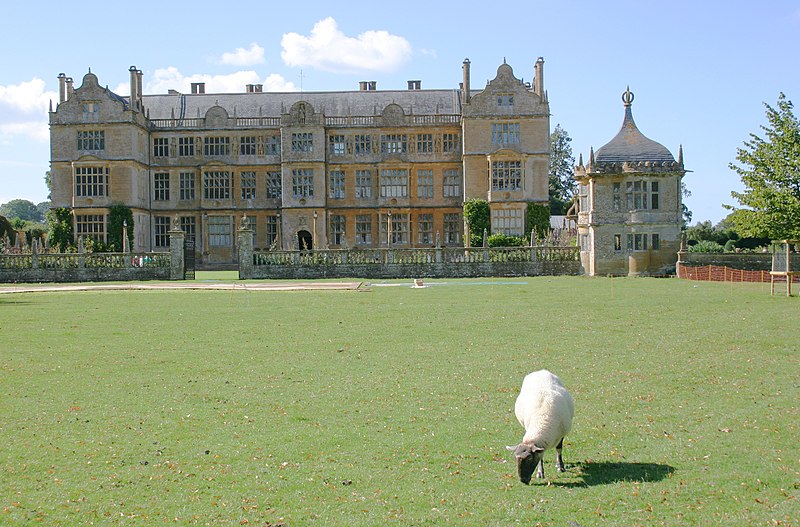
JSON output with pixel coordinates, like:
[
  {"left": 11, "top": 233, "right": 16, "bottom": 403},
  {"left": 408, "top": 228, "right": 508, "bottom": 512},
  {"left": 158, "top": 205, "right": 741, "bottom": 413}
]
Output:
[{"left": 1, "top": 0, "right": 798, "bottom": 225}]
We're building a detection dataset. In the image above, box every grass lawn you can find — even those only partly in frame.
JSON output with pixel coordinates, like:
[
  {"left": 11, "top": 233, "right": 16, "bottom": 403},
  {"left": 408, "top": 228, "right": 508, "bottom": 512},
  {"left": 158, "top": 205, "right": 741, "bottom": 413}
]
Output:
[{"left": 0, "top": 277, "right": 797, "bottom": 526}]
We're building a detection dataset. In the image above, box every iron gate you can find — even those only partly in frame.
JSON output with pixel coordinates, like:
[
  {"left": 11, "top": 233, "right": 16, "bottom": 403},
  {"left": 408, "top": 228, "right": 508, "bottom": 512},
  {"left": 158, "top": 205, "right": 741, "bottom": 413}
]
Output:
[{"left": 184, "top": 239, "right": 196, "bottom": 280}]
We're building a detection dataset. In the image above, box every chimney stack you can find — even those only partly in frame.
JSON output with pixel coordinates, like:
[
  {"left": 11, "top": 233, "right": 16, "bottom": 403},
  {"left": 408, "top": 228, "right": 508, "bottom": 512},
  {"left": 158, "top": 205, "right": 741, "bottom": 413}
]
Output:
[
  {"left": 66, "top": 77, "right": 74, "bottom": 98},
  {"left": 407, "top": 80, "right": 421, "bottom": 90},
  {"left": 58, "top": 73, "right": 67, "bottom": 103},
  {"left": 534, "top": 57, "right": 544, "bottom": 97},
  {"left": 462, "top": 59, "right": 471, "bottom": 103},
  {"left": 137, "top": 69, "right": 143, "bottom": 105},
  {"left": 129, "top": 66, "right": 139, "bottom": 110},
  {"left": 191, "top": 82, "right": 205, "bottom": 94}
]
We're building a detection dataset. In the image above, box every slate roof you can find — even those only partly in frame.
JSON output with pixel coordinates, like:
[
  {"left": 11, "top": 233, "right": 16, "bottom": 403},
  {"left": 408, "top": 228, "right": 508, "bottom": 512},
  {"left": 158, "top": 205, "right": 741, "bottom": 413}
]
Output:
[
  {"left": 140, "top": 89, "right": 464, "bottom": 120},
  {"left": 594, "top": 89, "right": 675, "bottom": 164}
]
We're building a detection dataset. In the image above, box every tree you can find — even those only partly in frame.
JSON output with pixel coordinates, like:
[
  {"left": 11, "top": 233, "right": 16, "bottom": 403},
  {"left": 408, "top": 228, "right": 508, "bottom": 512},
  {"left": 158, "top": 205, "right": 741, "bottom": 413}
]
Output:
[
  {"left": 0, "top": 199, "right": 42, "bottom": 222},
  {"left": 463, "top": 199, "right": 490, "bottom": 247},
  {"left": 549, "top": 124, "right": 576, "bottom": 215},
  {"left": 726, "top": 93, "right": 800, "bottom": 239},
  {"left": 526, "top": 203, "right": 550, "bottom": 239},
  {"left": 47, "top": 208, "right": 73, "bottom": 251},
  {"left": 107, "top": 203, "right": 134, "bottom": 252}
]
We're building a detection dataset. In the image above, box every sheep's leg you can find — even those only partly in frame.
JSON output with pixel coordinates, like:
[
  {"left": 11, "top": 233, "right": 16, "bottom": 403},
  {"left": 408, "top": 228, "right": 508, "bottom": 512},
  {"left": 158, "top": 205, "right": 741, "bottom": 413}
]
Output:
[
  {"left": 536, "top": 458, "right": 545, "bottom": 479},
  {"left": 555, "top": 437, "right": 566, "bottom": 472}
]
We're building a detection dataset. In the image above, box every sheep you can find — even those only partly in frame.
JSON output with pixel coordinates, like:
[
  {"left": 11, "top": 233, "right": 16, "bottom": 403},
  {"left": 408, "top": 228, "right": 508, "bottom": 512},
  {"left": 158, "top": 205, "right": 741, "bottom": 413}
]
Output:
[{"left": 506, "top": 369, "right": 574, "bottom": 484}]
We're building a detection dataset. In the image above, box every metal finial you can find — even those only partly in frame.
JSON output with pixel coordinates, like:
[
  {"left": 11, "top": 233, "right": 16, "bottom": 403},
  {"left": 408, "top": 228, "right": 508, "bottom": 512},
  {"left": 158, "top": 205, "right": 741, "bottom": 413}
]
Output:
[{"left": 622, "top": 86, "right": 634, "bottom": 107}]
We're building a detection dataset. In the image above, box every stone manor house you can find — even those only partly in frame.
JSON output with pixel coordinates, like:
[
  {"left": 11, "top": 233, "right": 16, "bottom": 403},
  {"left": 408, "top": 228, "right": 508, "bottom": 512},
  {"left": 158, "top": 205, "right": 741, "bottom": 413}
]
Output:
[{"left": 49, "top": 58, "right": 685, "bottom": 275}]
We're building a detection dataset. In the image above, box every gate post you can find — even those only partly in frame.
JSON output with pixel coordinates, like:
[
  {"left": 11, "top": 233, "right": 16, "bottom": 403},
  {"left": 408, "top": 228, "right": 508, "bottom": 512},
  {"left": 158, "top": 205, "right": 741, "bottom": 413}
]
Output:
[
  {"left": 169, "top": 219, "right": 185, "bottom": 280},
  {"left": 238, "top": 215, "right": 254, "bottom": 279}
]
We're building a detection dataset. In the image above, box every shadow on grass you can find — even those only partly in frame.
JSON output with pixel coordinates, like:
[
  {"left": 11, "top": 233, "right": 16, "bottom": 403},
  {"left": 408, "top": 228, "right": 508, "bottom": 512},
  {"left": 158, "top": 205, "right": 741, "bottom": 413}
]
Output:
[{"left": 555, "top": 461, "right": 675, "bottom": 488}]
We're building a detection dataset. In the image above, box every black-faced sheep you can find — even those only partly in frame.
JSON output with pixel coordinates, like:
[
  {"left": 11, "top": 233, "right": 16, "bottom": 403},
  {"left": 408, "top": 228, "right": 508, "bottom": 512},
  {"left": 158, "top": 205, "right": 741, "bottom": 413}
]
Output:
[{"left": 506, "top": 369, "right": 574, "bottom": 484}]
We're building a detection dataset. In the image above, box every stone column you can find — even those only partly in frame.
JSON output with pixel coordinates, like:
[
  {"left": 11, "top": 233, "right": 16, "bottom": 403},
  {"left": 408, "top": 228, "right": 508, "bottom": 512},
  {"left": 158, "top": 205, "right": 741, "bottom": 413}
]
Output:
[
  {"left": 169, "top": 227, "right": 185, "bottom": 280},
  {"left": 238, "top": 216, "right": 254, "bottom": 279}
]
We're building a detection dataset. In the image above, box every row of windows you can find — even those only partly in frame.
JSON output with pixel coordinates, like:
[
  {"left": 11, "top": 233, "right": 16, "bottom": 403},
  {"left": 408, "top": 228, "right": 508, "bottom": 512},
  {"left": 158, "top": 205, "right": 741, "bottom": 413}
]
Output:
[
  {"left": 83, "top": 124, "right": 515, "bottom": 158},
  {"left": 151, "top": 169, "right": 462, "bottom": 201},
  {"left": 578, "top": 180, "right": 661, "bottom": 212},
  {"left": 579, "top": 233, "right": 662, "bottom": 253}
]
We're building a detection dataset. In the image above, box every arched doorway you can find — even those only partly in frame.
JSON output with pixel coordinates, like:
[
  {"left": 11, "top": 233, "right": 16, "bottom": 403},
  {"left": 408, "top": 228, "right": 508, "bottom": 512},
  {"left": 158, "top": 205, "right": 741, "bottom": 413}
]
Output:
[{"left": 297, "top": 230, "right": 313, "bottom": 251}]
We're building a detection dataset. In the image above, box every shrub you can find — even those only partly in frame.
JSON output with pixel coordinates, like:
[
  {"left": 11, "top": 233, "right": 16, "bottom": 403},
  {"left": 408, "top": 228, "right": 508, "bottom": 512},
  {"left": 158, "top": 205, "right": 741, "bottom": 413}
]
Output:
[
  {"left": 487, "top": 233, "right": 525, "bottom": 247},
  {"left": 688, "top": 240, "right": 724, "bottom": 253}
]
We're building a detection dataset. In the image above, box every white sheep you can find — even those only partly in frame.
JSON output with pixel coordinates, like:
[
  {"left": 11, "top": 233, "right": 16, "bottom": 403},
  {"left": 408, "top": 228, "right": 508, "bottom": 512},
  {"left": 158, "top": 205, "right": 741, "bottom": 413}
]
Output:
[{"left": 506, "top": 369, "right": 574, "bottom": 484}]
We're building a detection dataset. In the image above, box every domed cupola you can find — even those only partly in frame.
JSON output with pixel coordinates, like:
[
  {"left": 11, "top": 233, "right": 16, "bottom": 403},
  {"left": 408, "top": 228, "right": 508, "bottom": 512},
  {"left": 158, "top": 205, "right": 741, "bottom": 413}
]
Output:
[{"left": 593, "top": 87, "right": 676, "bottom": 165}]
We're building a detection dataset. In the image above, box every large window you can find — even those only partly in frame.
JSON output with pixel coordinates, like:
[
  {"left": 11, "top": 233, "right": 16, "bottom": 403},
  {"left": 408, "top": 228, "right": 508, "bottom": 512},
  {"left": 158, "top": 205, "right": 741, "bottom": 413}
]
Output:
[
  {"left": 240, "top": 136, "right": 257, "bottom": 156},
  {"left": 204, "top": 136, "right": 230, "bottom": 157},
  {"left": 355, "top": 215, "right": 372, "bottom": 245},
  {"left": 154, "top": 216, "right": 170, "bottom": 247},
  {"left": 355, "top": 170, "right": 371, "bottom": 199},
  {"left": 179, "top": 172, "right": 195, "bottom": 200},
  {"left": 180, "top": 216, "right": 196, "bottom": 245},
  {"left": 625, "top": 180, "right": 659, "bottom": 210},
  {"left": 329, "top": 170, "right": 345, "bottom": 199},
  {"left": 265, "top": 135, "right": 280, "bottom": 156},
  {"left": 154, "top": 173, "right": 170, "bottom": 201},
  {"left": 77, "top": 130, "right": 104, "bottom": 151},
  {"left": 626, "top": 233, "right": 661, "bottom": 252},
  {"left": 354, "top": 134, "right": 372, "bottom": 156},
  {"left": 579, "top": 183, "right": 589, "bottom": 211},
  {"left": 418, "top": 213, "right": 433, "bottom": 245},
  {"left": 417, "top": 133, "right": 433, "bottom": 154},
  {"left": 381, "top": 169, "right": 409, "bottom": 198},
  {"left": 380, "top": 134, "right": 407, "bottom": 154},
  {"left": 491, "top": 123, "right": 520, "bottom": 145},
  {"left": 491, "top": 208, "right": 524, "bottom": 236},
  {"left": 291, "top": 133, "right": 313, "bottom": 153},
  {"left": 329, "top": 215, "right": 345, "bottom": 245},
  {"left": 381, "top": 213, "right": 409, "bottom": 245},
  {"left": 153, "top": 137, "right": 169, "bottom": 157},
  {"left": 328, "top": 135, "right": 346, "bottom": 156},
  {"left": 444, "top": 213, "right": 461, "bottom": 244},
  {"left": 265, "top": 216, "right": 278, "bottom": 248},
  {"left": 266, "top": 171, "right": 282, "bottom": 198},
  {"left": 241, "top": 171, "right": 256, "bottom": 200},
  {"left": 208, "top": 216, "right": 232, "bottom": 247},
  {"left": 443, "top": 169, "right": 461, "bottom": 197},
  {"left": 75, "top": 214, "right": 105, "bottom": 242},
  {"left": 74, "top": 166, "right": 109, "bottom": 197},
  {"left": 203, "top": 171, "right": 231, "bottom": 200},
  {"left": 178, "top": 137, "right": 195, "bottom": 157},
  {"left": 292, "top": 169, "right": 314, "bottom": 198},
  {"left": 492, "top": 160, "right": 522, "bottom": 191},
  {"left": 417, "top": 170, "right": 433, "bottom": 198},
  {"left": 442, "top": 133, "right": 459, "bottom": 153}
]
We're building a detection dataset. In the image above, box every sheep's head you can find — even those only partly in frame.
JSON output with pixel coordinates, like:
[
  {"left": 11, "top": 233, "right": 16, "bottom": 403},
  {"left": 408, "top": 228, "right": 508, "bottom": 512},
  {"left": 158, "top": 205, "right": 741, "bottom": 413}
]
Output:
[{"left": 506, "top": 443, "right": 544, "bottom": 484}]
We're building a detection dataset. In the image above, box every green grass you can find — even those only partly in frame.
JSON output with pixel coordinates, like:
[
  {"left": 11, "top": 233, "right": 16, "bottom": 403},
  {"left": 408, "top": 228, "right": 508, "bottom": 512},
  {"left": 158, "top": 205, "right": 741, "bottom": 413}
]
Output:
[{"left": 1, "top": 277, "right": 797, "bottom": 526}]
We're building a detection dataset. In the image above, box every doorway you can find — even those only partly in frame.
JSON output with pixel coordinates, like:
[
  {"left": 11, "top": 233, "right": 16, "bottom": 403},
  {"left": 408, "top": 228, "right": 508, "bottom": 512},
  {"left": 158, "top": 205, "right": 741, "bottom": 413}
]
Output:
[{"left": 297, "top": 230, "right": 313, "bottom": 250}]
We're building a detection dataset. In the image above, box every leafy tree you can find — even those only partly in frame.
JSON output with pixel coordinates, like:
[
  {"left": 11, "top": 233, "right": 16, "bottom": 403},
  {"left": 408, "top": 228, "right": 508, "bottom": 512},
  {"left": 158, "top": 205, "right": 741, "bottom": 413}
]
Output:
[
  {"left": 108, "top": 203, "right": 134, "bottom": 252},
  {"left": 549, "top": 124, "right": 576, "bottom": 215},
  {"left": 463, "top": 199, "right": 490, "bottom": 247},
  {"left": 681, "top": 182, "right": 693, "bottom": 228},
  {"left": 726, "top": 93, "right": 800, "bottom": 239},
  {"left": 0, "top": 199, "right": 42, "bottom": 222},
  {"left": 47, "top": 208, "right": 73, "bottom": 251},
  {"left": 687, "top": 240, "right": 724, "bottom": 253},
  {"left": 0, "top": 215, "right": 15, "bottom": 245},
  {"left": 526, "top": 203, "right": 550, "bottom": 240}
]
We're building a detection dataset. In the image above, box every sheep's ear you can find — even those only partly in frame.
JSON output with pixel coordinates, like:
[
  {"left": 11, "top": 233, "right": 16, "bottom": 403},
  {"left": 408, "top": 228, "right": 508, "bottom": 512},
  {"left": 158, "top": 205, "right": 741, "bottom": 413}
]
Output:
[{"left": 505, "top": 445, "right": 516, "bottom": 451}]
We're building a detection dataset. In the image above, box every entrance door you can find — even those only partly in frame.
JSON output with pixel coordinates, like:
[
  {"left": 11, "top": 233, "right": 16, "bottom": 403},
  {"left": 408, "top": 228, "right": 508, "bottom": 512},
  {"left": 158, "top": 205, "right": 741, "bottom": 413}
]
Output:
[{"left": 297, "top": 230, "right": 313, "bottom": 250}]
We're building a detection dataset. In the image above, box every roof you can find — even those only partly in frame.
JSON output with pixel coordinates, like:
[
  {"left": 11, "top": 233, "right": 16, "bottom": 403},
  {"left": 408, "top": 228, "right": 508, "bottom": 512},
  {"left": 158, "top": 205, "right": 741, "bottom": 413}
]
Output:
[
  {"left": 593, "top": 88, "right": 675, "bottom": 164},
  {"left": 140, "top": 89, "right": 464, "bottom": 120}
]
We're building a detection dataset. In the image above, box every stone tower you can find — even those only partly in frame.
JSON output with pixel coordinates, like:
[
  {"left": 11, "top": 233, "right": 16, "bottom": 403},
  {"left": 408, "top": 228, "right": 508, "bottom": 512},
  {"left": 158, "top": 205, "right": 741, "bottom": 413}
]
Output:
[{"left": 574, "top": 88, "right": 686, "bottom": 276}]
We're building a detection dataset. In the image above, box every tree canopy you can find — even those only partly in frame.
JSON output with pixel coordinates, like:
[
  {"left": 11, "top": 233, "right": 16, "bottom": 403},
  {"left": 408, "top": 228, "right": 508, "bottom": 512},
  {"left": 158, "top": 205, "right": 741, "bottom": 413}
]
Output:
[
  {"left": 727, "top": 93, "right": 800, "bottom": 240},
  {"left": 0, "top": 199, "right": 43, "bottom": 222},
  {"left": 549, "top": 124, "right": 576, "bottom": 215}
]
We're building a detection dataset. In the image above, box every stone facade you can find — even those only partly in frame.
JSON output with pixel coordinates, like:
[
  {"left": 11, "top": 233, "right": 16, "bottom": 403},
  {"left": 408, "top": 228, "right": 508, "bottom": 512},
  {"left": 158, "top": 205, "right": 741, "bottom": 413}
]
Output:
[
  {"left": 574, "top": 89, "right": 686, "bottom": 276},
  {"left": 49, "top": 59, "right": 550, "bottom": 267}
]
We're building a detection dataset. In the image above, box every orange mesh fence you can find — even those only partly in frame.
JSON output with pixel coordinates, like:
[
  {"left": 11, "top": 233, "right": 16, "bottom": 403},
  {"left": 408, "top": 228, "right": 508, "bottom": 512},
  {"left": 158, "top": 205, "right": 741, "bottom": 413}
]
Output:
[{"left": 677, "top": 263, "right": 800, "bottom": 283}]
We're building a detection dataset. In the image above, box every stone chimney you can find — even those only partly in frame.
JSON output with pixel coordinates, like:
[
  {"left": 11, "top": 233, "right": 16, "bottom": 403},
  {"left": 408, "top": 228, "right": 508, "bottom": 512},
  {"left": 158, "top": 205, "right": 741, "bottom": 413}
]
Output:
[
  {"left": 58, "top": 73, "right": 67, "bottom": 103},
  {"left": 66, "top": 77, "right": 74, "bottom": 98},
  {"left": 462, "top": 58, "right": 471, "bottom": 103},
  {"left": 191, "top": 82, "right": 205, "bottom": 94},
  {"left": 407, "top": 80, "right": 421, "bottom": 90},
  {"left": 534, "top": 57, "right": 544, "bottom": 97},
  {"left": 129, "top": 66, "right": 139, "bottom": 109}
]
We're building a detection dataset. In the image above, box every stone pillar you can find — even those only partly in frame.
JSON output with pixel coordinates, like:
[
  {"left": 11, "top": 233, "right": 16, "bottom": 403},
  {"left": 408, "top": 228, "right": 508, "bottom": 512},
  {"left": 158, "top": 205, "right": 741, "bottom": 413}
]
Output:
[
  {"left": 169, "top": 228, "right": 185, "bottom": 280},
  {"left": 238, "top": 219, "right": 254, "bottom": 279}
]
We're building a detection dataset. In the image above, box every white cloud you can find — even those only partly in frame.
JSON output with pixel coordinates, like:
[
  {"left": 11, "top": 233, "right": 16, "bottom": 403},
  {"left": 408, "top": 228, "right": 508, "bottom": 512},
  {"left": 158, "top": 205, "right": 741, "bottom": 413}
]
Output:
[
  {"left": 128, "top": 67, "right": 297, "bottom": 95},
  {"left": 0, "top": 78, "right": 57, "bottom": 143},
  {"left": 281, "top": 17, "right": 412, "bottom": 74},
  {"left": 220, "top": 42, "right": 266, "bottom": 66}
]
